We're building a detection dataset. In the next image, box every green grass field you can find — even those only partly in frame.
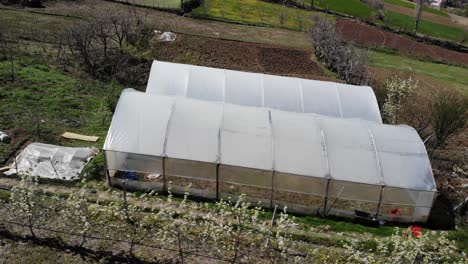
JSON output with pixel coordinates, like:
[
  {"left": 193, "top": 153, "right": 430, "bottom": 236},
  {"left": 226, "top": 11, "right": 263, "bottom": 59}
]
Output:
[
  {"left": 0, "top": 58, "right": 116, "bottom": 149},
  {"left": 0, "top": 8, "right": 78, "bottom": 34},
  {"left": 193, "top": 0, "right": 467, "bottom": 42},
  {"left": 384, "top": 0, "right": 449, "bottom": 17},
  {"left": 296, "top": 0, "right": 372, "bottom": 19},
  {"left": 192, "top": 0, "right": 323, "bottom": 31},
  {"left": 385, "top": 11, "right": 468, "bottom": 42},
  {"left": 369, "top": 50, "right": 468, "bottom": 94}
]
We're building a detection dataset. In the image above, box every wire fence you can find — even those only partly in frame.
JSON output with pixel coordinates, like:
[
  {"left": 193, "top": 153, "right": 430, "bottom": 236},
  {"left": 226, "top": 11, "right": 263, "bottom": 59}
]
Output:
[
  {"left": 0, "top": 182, "right": 300, "bottom": 263},
  {"left": 106, "top": 0, "right": 193, "bottom": 12},
  {"left": 0, "top": 218, "right": 234, "bottom": 263}
]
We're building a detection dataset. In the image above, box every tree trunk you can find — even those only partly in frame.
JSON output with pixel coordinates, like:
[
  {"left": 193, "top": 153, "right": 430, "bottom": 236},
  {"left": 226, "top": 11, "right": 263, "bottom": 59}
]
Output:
[
  {"left": 9, "top": 52, "right": 15, "bottom": 82},
  {"left": 177, "top": 229, "right": 184, "bottom": 264},
  {"left": 414, "top": 0, "right": 424, "bottom": 35}
]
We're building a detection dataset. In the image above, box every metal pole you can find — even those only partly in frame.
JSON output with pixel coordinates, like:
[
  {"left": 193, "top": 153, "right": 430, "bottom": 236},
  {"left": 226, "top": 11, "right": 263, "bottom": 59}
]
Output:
[
  {"left": 14, "top": 153, "right": 18, "bottom": 174},
  {"left": 103, "top": 150, "right": 111, "bottom": 187},
  {"left": 122, "top": 179, "right": 130, "bottom": 222},
  {"left": 375, "top": 186, "right": 384, "bottom": 220},
  {"left": 323, "top": 178, "right": 330, "bottom": 216},
  {"left": 270, "top": 171, "right": 275, "bottom": 210},
  {"left": 216, "top": 164, "right": 219, "bottom": 200},
  {"left": 162, "top": 157, "right": 167, "bottom": 193}
]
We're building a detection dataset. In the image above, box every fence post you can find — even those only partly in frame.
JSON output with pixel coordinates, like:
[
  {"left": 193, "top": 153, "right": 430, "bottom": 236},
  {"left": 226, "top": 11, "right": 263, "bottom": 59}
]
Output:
[{"left": 122, "top": 180, "right": 130, "bottom": 222}]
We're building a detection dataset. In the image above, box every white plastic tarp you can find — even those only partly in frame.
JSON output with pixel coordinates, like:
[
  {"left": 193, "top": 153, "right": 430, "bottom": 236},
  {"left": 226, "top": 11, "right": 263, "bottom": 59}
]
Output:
[
  {"left": 6, "top": 143, "right": 98, "bottom": 180},
  {"left": 104, "top": 90, "right": 435, "bottom": 193},
  {"left": 145, "top": 61, "right": 382, "bottom": 123}
]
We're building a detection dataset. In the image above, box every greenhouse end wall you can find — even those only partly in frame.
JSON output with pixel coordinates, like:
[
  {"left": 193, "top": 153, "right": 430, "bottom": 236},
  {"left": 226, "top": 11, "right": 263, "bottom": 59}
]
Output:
[{"left": 104, "top": 150, "right": 436, "bottom": 223}]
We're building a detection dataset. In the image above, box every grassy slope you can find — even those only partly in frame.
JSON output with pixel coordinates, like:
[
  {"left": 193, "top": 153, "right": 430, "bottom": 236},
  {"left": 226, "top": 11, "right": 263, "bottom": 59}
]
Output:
[
  {"left": 0, "top": 58, "right": 115, "bottom": 149},
  {"left": 369, "top": 50, "right": 468, "bottom": 94},
  {"left": 192, "top": 0, "right": 323, "bottom": 31},
  {"left": 313, "top": 0, "right": 371, "bottom": 19},
  {"left": 297, "top": 0, "right": 372, "bottom": 18},
  {"left": 197, "top": 0, "right": 466, "bottom": 42},
  {"left": 385, "top": 10, "right": 467, "bottom": 42},
  {"left": 384, "top": 0, "right": 449, "bottom": 17},
  {"left": 0, "top": 8, "right": 77, "bottom": 34},
  {"left": 0, "top": 6, "right": 312, "bottom": 50}
]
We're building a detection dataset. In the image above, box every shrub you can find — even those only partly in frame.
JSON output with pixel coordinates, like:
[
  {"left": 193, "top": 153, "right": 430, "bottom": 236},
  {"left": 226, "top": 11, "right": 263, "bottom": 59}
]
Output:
[
  {"left": 344, "top": 227, "right": 466, "bottom": 263},
  {"left": 428, "top": 89, "right": 468, "bottom": 157},
  {"left": 382, "top": 75, "right": 417, "bottom": 124},
  {"left": 310, "top": 15, "right": 369, "bottom": 85}
]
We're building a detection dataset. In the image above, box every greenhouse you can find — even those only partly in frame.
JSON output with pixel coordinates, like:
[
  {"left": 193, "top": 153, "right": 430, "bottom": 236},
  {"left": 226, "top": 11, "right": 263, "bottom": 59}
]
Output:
[
  {"left": 103, "top": 89, "right": 436, "bottom": 223},
  {"left": 146, "top": 61, "right": 383, "bottom": 123}
]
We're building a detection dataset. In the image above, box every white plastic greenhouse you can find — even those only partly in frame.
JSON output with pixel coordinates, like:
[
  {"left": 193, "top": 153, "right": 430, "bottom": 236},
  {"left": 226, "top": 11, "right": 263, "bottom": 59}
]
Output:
[
  {"left": 103, "top": 89, "right": 437, "bottom": 223},
  {"left": 146, "top": 61, "right": 383, "bottom": 123}
]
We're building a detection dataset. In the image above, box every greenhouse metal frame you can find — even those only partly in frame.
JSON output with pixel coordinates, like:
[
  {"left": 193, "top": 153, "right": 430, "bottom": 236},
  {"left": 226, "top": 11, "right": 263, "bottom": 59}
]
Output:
[{"left": 103, "top": 89, "right": 436, "bottom": 223}]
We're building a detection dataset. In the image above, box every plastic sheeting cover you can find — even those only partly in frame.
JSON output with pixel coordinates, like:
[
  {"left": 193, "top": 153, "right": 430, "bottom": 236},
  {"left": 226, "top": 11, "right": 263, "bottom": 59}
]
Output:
[
  {"left": 104, "top": 90, "right": 436, "bottom": 192},
  {"left": 322, "top": 118, "right": 382, "bottom": 185},
  {"left": 271, "top": 111, "right": 328, "bottom": 178},
  {"left": 146, "top": 61, "right": 382, "bottom": 123},
  {"left": 103, "top": 89, "right": 174, "bottom": 157},
  {"left": 370, "top": 124, "right": 436, "bottom": 191},
  {"left": 165, "top": 97, "right": 223, "bottom": 163},
  {"left": 5, "top": 143, "right": 98, "bottom": 180},
  {"left": 221, "top": 104, "right": 273, "bottom": 170}
]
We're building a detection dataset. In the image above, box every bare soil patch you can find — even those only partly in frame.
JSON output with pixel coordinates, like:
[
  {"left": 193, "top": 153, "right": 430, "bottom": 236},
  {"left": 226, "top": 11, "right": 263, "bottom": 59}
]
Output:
[
  {"left": 337, "top": 19, "right": 468, "bottom": 66},
  {"left": 450, "top": 13, "right": 468, "bottom": 29},
  {"left": 152, "top": 33, "right": 326, "bottom": 79}
]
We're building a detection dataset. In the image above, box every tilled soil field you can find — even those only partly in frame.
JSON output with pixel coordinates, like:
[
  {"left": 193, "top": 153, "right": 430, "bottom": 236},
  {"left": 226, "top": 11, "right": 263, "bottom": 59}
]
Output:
[
  {"left": 337, "top": 19, "right": 468, "bottom": 66},
  {"left": 152, "top": 33, "right": 326, "bottom": 79}
]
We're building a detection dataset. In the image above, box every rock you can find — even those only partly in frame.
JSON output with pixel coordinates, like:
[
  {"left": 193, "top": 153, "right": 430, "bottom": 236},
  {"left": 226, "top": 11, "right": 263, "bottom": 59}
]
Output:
[{"left": 158, "top": 32, "right": 177, "bottom": 42}]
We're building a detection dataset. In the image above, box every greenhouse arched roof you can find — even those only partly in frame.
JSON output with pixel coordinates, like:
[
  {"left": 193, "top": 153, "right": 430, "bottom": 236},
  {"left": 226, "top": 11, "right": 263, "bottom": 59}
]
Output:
[
  {"left": 104, "top": 89, "right": 435, "bottom": 192},
  {"left": 145, "top": 61, "right": 383, "bottom": 123}
]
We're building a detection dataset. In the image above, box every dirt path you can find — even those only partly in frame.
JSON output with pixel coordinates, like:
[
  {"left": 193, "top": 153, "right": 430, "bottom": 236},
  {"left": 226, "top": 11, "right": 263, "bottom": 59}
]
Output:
[{"left": 450, "top": 13, "right": 468, "bottom": 29}]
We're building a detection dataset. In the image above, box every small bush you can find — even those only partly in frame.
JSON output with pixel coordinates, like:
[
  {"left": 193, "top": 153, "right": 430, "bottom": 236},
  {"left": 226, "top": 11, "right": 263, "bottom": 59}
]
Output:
[{"left": 310, "top": 15, "right": 369, "bottom": 85}]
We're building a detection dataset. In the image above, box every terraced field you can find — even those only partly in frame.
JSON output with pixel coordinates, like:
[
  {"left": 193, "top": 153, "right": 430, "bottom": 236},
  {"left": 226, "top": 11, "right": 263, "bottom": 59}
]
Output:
[
  {"left": 112, "top": 0, "right": 181, "bottom": 9},
  {"left": 337, "top": 19, "right": 468, "bottom": 66},
  {"left": 192, "top": 0, "right": 321, "bottom": 31},
  {"left": 369, "top": 50, "right": 468, "bottom": 94},
  {"left": 384, "top": 0, "right": 449, "bottom": 17}
]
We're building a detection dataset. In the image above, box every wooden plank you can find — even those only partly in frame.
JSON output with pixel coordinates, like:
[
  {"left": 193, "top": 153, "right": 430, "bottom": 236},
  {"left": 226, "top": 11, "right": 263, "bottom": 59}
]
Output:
[
  {"left": 0, "top": 166, "right": 11, "bottom": 171},
  {"left": 61, "top": 132, "right": 99, "bottom": 142}
]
